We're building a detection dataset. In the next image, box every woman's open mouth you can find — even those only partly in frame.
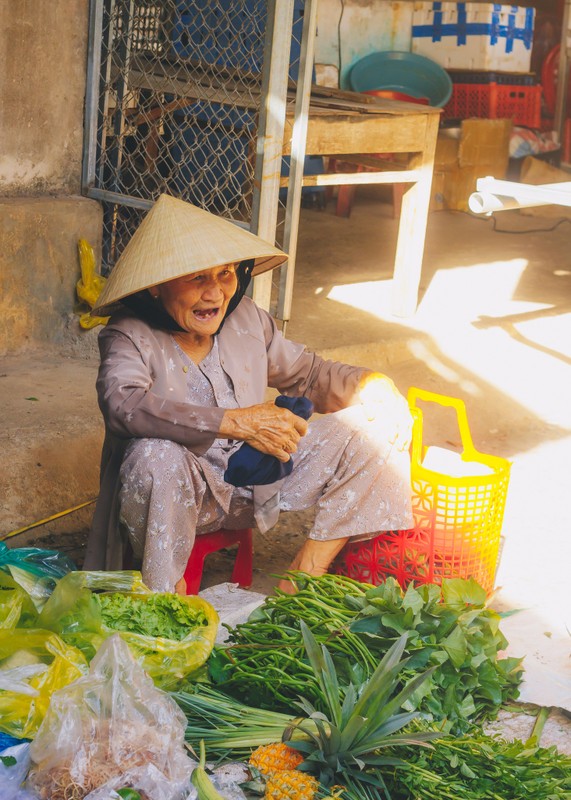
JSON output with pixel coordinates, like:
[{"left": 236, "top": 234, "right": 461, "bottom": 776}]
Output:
[{"left": 193, "top": 307, "right": 220, "bottom": 321}]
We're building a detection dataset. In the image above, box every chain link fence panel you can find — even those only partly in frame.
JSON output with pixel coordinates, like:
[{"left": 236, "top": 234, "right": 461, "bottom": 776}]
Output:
[{"left": 85, "top": 0, "right": 308, "bottom": 315}]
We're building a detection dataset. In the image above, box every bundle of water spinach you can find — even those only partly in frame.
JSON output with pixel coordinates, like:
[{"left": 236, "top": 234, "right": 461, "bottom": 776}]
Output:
[{"left": 209, "top": 573, "right": 523, "bottom": 733}]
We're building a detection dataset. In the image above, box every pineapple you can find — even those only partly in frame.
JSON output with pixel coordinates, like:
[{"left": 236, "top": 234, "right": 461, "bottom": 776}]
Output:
[
  {"left": 283, "top": 623, "right": 439, "bottom": 794},
  {"left": 264, "top": 769, "right": 319, "bottom": 800},
  {"left": 250, "top": 742, "right": 304, "bottom": 777}
]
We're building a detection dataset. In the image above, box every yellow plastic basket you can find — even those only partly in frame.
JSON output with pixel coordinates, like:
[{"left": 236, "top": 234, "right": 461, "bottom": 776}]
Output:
[
  {"left": 407, "top": 387, "right": 511, "bottom": 594},
  {"left": 335, "top": 388, "right": 511, "bottom": 593}
]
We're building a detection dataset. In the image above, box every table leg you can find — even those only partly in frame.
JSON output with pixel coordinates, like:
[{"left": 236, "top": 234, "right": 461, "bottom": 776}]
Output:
[{"left": 391, "top": 114, "right": 439, "bottom": 317}]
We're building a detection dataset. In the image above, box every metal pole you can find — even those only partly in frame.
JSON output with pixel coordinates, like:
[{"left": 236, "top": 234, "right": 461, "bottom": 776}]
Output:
[
  {"left": 82, "top": 0, "right": 104, "bottom": 190},
  {"left": 277, "top": 0, "right": 319, "bottom": 325},
  {"left": 251, "top": 0, "right": 295, "bottom": 311}
]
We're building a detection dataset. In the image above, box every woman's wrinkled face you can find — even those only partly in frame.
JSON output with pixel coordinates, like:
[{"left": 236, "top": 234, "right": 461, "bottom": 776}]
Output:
[{"left": 152, "top": 263, "right": 239, "bottom": 336}]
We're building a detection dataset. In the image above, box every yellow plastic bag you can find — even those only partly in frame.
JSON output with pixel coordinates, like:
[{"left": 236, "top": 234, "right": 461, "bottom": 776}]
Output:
[
  {"left": 38, "top": 571, "right": 219, "bottom": 690},
  {"left": 0, "top": 629, "right": 88, "bottom": 739},
  {"left": 76, "top": 238, "right": 109, "bottom": 329},
  {"left": 0, "top": 572, "right": 38, "bottom": 630}
]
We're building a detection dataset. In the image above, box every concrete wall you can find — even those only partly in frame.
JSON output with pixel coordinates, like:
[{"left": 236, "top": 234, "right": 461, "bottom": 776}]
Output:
[
  {"left": 0, "top": 0, "right": 102, "bottom": 355},
  {"left": 0, "top": 1, "right": 88, "bottom": 195},
  {"left": 0, "top": 197, "right": 102, "bottom": 354}
]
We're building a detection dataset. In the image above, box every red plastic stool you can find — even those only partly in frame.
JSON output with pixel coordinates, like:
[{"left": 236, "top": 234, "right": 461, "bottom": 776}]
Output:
[{"left": 183, "top": 528, "right": 253, "bottom": 595}]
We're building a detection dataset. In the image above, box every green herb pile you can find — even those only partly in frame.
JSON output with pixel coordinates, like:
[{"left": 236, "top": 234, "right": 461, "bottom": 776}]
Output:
[
  {"left": 209, "top": 574, "right": 523, "bottom": 733},
  {"left": 98, "top": 592, "right": 208, "bottom": 641},
  {"left": 347, "top": 577, "right": 524, "bottom": 732},
  {"left": 383, "top": 728, "right": 571, "bottom": 799}
]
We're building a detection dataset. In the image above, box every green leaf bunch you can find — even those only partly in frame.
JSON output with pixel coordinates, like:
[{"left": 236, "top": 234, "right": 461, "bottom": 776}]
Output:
[
  {"left": 382, "top": 726, "right": 571, "bottom": 799},
  {"left": 209, "top": 574, "right": 523, "bottom": 735},
  {"left": 347, "top": 578, "right": 524, "bottom": 732},
  {"left": 98, "top": 592, "right": 209, "bottom": 641}
]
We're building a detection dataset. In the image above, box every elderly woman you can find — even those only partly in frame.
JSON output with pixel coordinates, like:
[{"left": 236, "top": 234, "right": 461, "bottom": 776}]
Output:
[{"left": 84, "top": 194, "right": 413, "bottom": 594}]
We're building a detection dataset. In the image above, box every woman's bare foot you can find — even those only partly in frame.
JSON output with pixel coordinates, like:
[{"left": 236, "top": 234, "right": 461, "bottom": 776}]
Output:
[
  {"left": 175, "top": 575, "right": 187, "bottom": 595},
  {"left": 276, "top": 537, "right": 349, "bottom": 594}
]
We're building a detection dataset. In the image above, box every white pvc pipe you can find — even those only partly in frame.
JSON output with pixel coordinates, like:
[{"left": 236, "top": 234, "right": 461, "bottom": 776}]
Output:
[{"left": 469, "top": 177, "right": 571, "bottom": 214}]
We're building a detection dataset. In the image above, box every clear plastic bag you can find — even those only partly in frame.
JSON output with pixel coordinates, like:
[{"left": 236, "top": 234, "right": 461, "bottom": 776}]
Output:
[
  {"left": 38, "top": 571, "right": 219, "bottom": 689},
  {"left": 26, "top": 635, "right": 195, "bottom": 800},
  {"left": 83, "top": 763, "right": 196, "bottom": 800},
  {"left": 0, "top": 629, "right": 88, "bottom": 740}
]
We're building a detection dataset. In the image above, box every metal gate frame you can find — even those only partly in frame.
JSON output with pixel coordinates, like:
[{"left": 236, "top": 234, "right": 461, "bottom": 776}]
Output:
[{"left": 82, "top": 0, "right": 314, "bottom": 319}]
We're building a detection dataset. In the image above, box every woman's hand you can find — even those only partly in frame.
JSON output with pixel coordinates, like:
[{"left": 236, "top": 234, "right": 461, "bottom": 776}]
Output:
[
  {"left": 219, "top": 401, "right": 308, "bottom": 462},
  {"left": 358, "top": 372, "right": 412, "bottom": 451}
]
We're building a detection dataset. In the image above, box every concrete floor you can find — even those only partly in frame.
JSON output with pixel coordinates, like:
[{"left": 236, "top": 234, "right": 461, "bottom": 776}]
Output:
[
  {"left": 288, "top": 191, "right": 571, "bottom": 750},
  {"left": 0, "top": 189, "right": 570, "bottom": 748}
]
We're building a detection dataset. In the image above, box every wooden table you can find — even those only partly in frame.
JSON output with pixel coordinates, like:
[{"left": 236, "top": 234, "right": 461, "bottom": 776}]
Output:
[
  {"left": 282, "top": 97, "right": 441, "bottom": 317},
  {"left": 111, "top": 54, "right": 440, "bottom": 317}
]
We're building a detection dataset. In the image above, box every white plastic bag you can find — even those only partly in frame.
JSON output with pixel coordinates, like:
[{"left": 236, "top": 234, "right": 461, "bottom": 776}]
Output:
[{"left": 0, "top": 742, "right": 38, "bottom": 800}]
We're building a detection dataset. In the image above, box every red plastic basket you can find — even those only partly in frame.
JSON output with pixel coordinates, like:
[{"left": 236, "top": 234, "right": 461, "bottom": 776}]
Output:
[{"left": 444, "top": 82, "right": 542, "bottom": 128}]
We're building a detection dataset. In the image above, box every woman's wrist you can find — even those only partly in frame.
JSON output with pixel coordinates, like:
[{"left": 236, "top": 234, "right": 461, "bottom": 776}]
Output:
[{"left": 219, "top": 408, "right": 244, "bottom": 440}]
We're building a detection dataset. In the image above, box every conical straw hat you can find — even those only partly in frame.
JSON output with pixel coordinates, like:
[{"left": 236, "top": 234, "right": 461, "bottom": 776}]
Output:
[{"left": 92, "top": 194, "right": 288, "bottom": 315}]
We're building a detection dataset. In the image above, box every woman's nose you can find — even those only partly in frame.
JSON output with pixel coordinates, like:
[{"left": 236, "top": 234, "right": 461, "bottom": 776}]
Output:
[{"left": 202, "top": 279, "right": 225, "bottom": 300}]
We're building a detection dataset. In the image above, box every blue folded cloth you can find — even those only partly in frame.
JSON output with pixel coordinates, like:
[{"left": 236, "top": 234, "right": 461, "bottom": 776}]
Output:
[{"left": 224, "top": 395, "right": 314, "bottom": 487}]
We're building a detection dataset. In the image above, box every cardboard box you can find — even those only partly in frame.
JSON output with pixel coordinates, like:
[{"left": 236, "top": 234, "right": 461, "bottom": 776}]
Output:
[
  {"left": 412, "top": 2, "right": 535, "bottom": 73},
  {"left": 431, "top": 118, "right": 512, "bottom": 211}
]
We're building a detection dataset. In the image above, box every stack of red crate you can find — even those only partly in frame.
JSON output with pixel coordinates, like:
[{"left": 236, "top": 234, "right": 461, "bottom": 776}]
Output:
[{"left": 443, "top": 71, "right": 542, "bottom": 128}]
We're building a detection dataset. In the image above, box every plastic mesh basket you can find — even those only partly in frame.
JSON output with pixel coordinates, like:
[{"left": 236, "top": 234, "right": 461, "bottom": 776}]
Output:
[{"left": 336, "top": 388, "right": 511, "bottom": 594}]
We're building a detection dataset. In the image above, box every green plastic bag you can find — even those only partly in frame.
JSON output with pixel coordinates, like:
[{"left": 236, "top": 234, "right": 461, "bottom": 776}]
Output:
[
  {"left": 0, "top": 542, "right": 77, "bottom": 612},
  {"left": 0, "top": 572, "right": 38, "bottom": 630},
  {"left": 39, "top": 571, "right": 219, "bottom": 689},
  {"left": 0, "top": 542, "right": 76, "bottom": 580},
  {"left": 0, "top": 628, "right": 88, "bottom": 739}
]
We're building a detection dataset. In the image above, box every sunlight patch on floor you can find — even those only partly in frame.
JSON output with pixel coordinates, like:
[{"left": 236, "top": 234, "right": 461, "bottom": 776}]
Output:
[{"left": 326, "top": 259, "right": 571, "bottom": 429}]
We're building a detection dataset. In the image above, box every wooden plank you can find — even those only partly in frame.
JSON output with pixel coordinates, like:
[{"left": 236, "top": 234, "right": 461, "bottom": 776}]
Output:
[
  {"left": 277, "top": 169, "right": 422, "bottom": 187},
  {"left": 308, "top": 84, "right": 377, "bottom": 104},
  {"left": 252, "top": 0, "right": 295, "bottom": 312},
  {"left": 305, "top": 94, "right": 435, "bottom": 114},
  {"left": 328, "top": 154, "right": 410, "bottom": 171},
  {"left": 305, "top": 93, "right": 441, "bottom": 116},
  {"left": 284, "top": 111, "right": 431, "bottom": 155}
]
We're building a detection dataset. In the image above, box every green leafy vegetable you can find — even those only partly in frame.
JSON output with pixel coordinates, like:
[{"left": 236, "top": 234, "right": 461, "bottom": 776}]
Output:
[
  {"left": 209, "top": 572, "right": 373, "bottom": 710},
  {"left": 0, "top": 755, "right": 17, "bottom": 767},
  {"left": 383, "top": 727, "right": 571, "bottom": 799},
  {"left": 117, "top": 790, "right": 142, "bottom": 800},
  {"left": 210, "top": 573, "right": 523, "bottom": 734},
  {"left": 348, "top": 578, "right": 524, "bottom": 732},
  {"left": 98, "top": 592, "right": 209, "bottom": 640}
]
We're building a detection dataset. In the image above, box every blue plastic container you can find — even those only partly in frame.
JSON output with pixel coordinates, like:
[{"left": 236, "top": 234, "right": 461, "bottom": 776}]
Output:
[{"left": 349, "top": 50, "right": 453, "bottom": 107}]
